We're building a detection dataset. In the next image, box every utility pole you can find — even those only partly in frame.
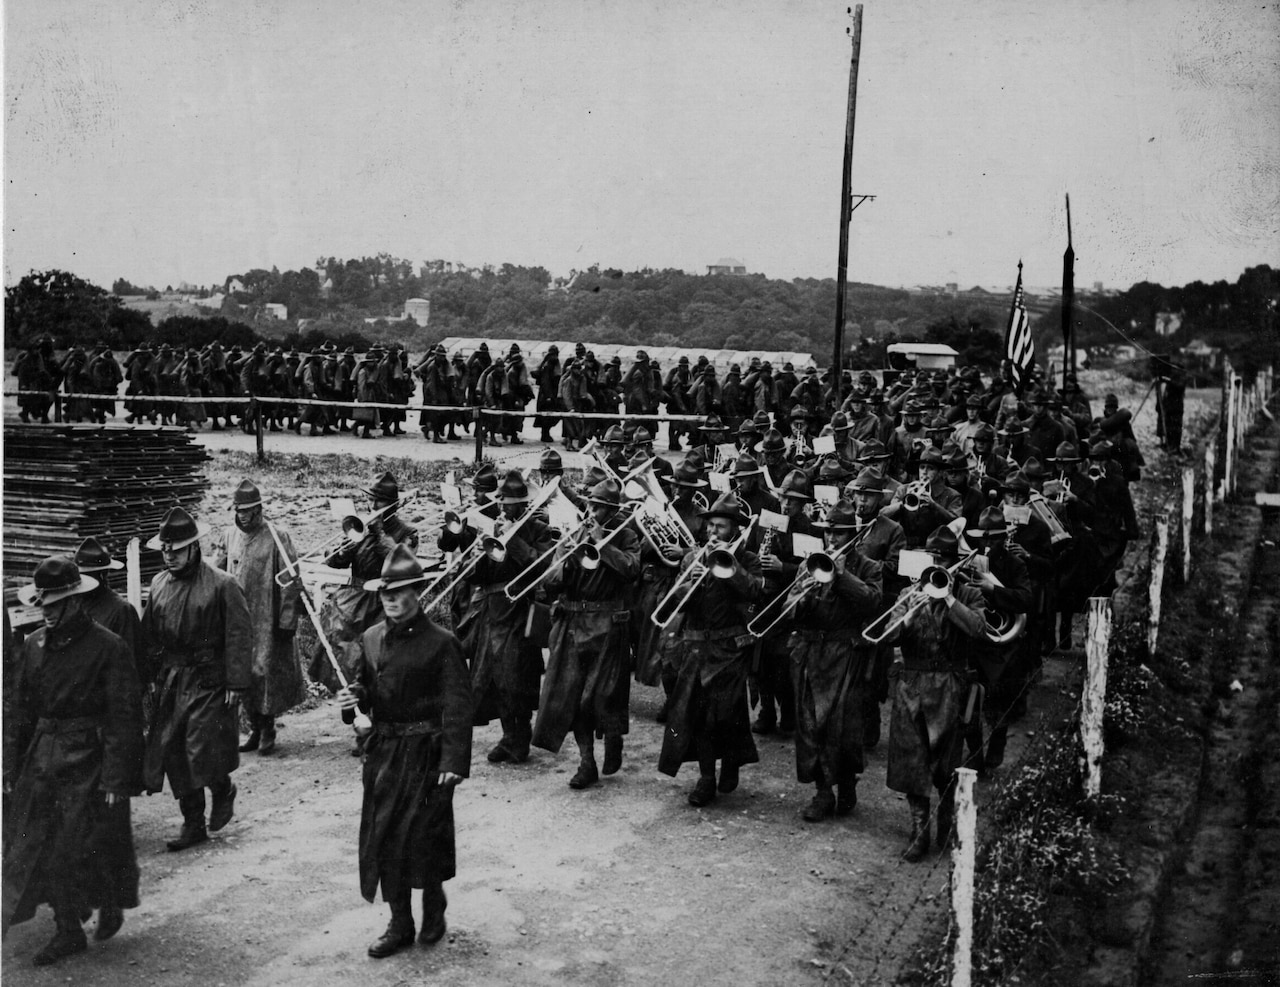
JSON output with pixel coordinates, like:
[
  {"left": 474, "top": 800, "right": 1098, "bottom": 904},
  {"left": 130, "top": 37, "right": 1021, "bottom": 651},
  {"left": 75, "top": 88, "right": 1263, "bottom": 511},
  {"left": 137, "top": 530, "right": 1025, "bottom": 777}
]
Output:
[{"left": 831, "top": 4, "right": 865, "bottom": 400}]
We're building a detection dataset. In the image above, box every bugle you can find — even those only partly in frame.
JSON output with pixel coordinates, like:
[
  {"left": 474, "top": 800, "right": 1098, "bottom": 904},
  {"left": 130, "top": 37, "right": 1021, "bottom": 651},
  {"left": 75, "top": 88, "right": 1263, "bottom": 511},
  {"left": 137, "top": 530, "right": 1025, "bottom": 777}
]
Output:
[
  {"left": 861, "top": 551, "right": 977, "bottom": 644},
  {"left": 651, "top": 518, "right": 756, "bottom": 629}
]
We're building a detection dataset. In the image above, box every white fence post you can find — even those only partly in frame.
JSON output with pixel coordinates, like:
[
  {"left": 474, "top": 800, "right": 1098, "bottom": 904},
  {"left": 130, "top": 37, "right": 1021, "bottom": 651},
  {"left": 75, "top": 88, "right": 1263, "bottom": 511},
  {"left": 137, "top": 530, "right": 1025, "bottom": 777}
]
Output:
[
  {"left": 1181, "top": 466, "right": 1195, "bottom": 583},
  {"left": 1082, "top": 597, "right": 1111, "bottom": 799},
  {"left": 126, "top": 537, "right": 142, "bottom": 616},
  {"left": 1148, "top": 513, "right": 1169, "bottom": 659},
  {"left": 1224, "top": 375, "right": 1237, "bottom": 498},
  {"left": 951, "top": 767, "right": 978, "bottom": 987},
  {"left": 1204, "top": 440, "right": 1216, "bottom": 534}
]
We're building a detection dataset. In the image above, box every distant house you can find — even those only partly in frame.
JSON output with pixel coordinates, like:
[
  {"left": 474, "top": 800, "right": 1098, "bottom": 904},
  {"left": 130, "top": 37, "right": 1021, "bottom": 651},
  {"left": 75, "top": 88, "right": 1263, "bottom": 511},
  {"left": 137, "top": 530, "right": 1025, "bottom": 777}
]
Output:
[
  {"left": 707, "top": 257, "right": 748, "bottom": 276},
  {"left": 404, "top": 298, "right": 431, "bottom": 325},
  {"left": 226, "top": 277, "right": 246, "bottom": 294},
  {"left": 264, "top": 303, "right": 288, "bottom": 321}
]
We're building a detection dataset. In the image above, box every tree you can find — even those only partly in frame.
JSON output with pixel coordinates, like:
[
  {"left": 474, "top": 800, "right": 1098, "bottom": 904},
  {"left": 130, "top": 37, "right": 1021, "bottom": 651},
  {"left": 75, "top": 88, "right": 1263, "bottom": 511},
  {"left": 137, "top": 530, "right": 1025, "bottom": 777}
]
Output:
[{"left": 6, "top": 270, "right": 125, "bottom": 348}]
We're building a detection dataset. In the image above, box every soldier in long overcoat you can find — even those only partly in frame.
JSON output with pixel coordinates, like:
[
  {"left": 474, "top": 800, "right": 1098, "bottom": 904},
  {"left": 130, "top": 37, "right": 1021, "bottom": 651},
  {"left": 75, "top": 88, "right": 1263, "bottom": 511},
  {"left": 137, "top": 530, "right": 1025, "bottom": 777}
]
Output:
[
  {"left": 140, "top": 508, "right": 253, "bottom": 851},
  {"left": 337, "top": 546, "right": 472, "bottom": 958},
  {"left": 882, "top": 526, "right": 988, "bottom": 862},
  {"left": 452, "top": 472, "right": 556, "bottom": 764},
  {"left": 532, "top": 478, "right": 641, "bottom": 789},
  {"left": 787, "top": 499, "right": 883, "bottom": 821},
  {"left": 658, "top": 493, "right": 763, "bottom": 807},
  {"left": 3, "top": 557, "right": 143, "bottom": 965},
  {"left": 73, "top": 537, "right": 141, "bottom": 670},
  {"left": 213, "top": 480, "right": 305, "bottom": 756}
]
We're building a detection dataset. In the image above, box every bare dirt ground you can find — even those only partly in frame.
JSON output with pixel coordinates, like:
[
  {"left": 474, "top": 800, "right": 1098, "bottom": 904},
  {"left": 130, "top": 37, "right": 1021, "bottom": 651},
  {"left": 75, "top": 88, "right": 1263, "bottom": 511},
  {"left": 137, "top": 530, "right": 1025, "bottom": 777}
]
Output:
[{"left": 1, "top": 370, "right": 1210, "bottom": 987}]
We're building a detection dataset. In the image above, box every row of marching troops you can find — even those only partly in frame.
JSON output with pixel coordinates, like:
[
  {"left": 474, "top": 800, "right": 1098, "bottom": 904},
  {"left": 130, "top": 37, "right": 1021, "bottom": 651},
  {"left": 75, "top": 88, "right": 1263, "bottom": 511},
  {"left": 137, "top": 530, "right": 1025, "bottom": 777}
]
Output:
[{"left": 1, "top": 363, "right": 1146, "bottom": 964}]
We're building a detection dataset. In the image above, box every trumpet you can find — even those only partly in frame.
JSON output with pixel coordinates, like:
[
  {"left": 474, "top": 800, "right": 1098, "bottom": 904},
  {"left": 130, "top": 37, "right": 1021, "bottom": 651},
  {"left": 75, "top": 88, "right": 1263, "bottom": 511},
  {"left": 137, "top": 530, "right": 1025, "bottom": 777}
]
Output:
[
  {"left": 861, "top": 551, "right": 978, "bottom": 644},
  {"left": 747, "top": 539, "right": 857, "bottom": 638},
  {"left": 651, "top": 518, "right": 756, "bottom": 629},
  {"left": 902, "top": 480, "right": 929, "bottom": 512},
  {"left": 1049, "top": 475, "right": 1073, "bottom": 504},
  {"left": 1087, "top": 463, "right": 1106, "bottom": 481}
]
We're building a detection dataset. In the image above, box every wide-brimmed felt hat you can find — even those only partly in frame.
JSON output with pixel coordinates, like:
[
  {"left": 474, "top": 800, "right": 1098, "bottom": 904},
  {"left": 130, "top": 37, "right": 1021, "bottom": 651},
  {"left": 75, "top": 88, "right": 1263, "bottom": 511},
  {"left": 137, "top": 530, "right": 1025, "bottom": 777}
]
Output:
[
  {"left": 74, "top": 536, "right": 124, "bottom": 573},
  {"left": 668, "top": 460, "right": 709, "bottom": 488},
  {"left": 965, "top": 394, "right": 983, "bottom": 408},
  {"left": 603, "top": 424, "right": 626, "bottom": 445},
  {"left": 18, "top": 555, "right": 99, "bottom": 607},
  {"left": 699, "top": 492, "right": 751, "bottom": 526},
  {"left": 1022, "top": 458, "right": 1048, "bottom": 481},
  {"left": 857, "top": 439, "right": 890, "bottom": 462},
  {"left": 732, "top": 453, "right": 763, "bottom": 477},
  {"left": 1049, "top": 441, "right": 1082, "bottom": 464},
  {"left": 737, "top": 420, "right": 759, "bottom": 439},
  {"left": 814, "top": 498, "right": 860, "bottom": 529},
  {"left": 998, "top": 421, "right": 1027, "bottom": 437},
  {"left": 779, "top": 468, "right": 814, "bottom": 501},
  {"left": 974, "top": 423, "right": 996, "bottom": 444},
  {"left": 919, "top": 447, "right": 946, "bottom": 467},
  {"left": 924, "top": 525, "right": 962, "bottom": 560},
  {"left": 760, "top": 428, "right": 786, "bottom": 453},
  {"left": 470, "top": 463, "right": 499, "bottom": 495},
  {"left": 633, "top": 426, "right": 654, "bottom": 446},
  {"left": 233, "top": 479, "right": 262, "bottom": 509},
  {"left": 496, "top": 470, "right": 530, "bottom": 505},
  {"left": 681, "top": 449, "right": 708, "bottom": 472},
  {"left": 146, "top": 506, "right": 211, "bottom": 551},
  {"left": 830, "top": 412, "right": 851, "bottom": 432},
  {"left": 817, "top": 457, "right": 851, "bottom": 483},
  {"left": 848, "top": 466, "right": 886, "bottom": 493},
  {"left": 1088, "top": 440, "right": 1115, "bottom": 459},
  {"left": 366, "top": 471, "right": 400, "bottom": 502},
  {"left": 1001, "top": 470, "right": 1032, "bottom": 495},
  {"left": 586, "top": 478, "right": 624, "bottom": 507},
  {"left": 966, "top": 505, "right": 1008, "bottom": 541},
  {"left": 363, "top": 544, "right": 431, "bottom": 592},
  {"left": 790, "top": 406, "right": 811, "bottom": 420},
  {"left": 699, "top": 414, "right": 728, "bottom": 433},
  {"left": 539, "top": 448, "right": 564, "bottom": 473},
  {"left": 944, "top": 448, "right": 970, "bottom": 471}
]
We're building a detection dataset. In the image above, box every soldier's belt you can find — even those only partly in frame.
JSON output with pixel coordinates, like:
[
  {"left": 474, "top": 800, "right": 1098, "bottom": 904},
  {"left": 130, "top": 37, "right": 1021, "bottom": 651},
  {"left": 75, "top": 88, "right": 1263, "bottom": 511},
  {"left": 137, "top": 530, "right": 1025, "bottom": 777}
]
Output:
[
  {"left": 36, "top": 715, "right": 102, "bottom": 734},
  {"left": 157, "top": 648, "right": 217, "bottom": 668},
  {"left": 558, "top": 599, "right": 624, "bottom": 613},
  {"left": 792, "top": 628, "right": 863, "bottom": 644},
  {"left": 373, "top": 720, "right": 438, "bottom": 737},
  {"left": 682, "top": 625, "right": 747, "bottom": 642},
  {"left": 902, "top": 658, "right": 965, "bottom": 672}
]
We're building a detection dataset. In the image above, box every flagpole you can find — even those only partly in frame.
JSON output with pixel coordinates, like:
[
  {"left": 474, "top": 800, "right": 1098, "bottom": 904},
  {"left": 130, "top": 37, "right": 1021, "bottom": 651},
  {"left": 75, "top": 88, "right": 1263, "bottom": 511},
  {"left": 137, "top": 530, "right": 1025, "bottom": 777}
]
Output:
[
  {"left": 1062, "top": 193, "right": 1075, "bottom": 390},
  {"left": 831, "top": 4, "right": 863, "bottom": 402}
]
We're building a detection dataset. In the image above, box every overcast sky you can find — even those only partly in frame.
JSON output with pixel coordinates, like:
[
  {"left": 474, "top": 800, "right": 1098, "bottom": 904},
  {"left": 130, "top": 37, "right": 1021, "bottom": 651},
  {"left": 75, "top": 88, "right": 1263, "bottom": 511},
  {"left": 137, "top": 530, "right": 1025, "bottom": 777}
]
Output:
[{"left": 4, "top": 0, "right": 1278, "bottom": 294}]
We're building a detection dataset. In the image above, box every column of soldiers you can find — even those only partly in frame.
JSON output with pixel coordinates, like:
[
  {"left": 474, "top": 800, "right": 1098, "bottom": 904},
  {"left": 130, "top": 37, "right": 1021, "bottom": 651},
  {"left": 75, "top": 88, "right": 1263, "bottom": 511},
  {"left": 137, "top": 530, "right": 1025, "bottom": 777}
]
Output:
[{"left": 2, "top": 360, "right": 1147, "bottom": 966}]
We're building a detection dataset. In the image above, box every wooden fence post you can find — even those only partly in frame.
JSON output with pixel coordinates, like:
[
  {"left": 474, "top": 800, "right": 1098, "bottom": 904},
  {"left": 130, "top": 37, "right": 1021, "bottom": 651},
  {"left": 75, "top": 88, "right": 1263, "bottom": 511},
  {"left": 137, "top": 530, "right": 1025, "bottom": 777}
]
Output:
[
  {"left": 1181, "top": 466, "right": 1195, "bottom": 583},
  {"left": 1082, "top": 597, "right": 1111, "bottom": 799},
  {"left": 1204, "top": 440, "right": 1216, "bottom": 535},
  {"left": 126, "top": 537, "right": 142, "bottom": 617},
  {"left": 255, "top": 402, "right": 265, "bottom": 464},
  {"left": 1224, "top": 376, "right": 1237, "bottom": 498},
  {"left": 473, "top": 407, "right": 485, "bottom": 465},
  {"left": 951, "top": 767, "right": 978, "bottom": 987},
  {"left": 1148, "top": 513, "right": 1169, "bottom": 658}
]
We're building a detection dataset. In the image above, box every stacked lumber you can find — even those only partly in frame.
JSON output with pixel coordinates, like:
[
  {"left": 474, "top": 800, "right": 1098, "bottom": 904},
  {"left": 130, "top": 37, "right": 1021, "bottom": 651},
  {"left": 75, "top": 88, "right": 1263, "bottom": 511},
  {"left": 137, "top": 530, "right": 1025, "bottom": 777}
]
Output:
[{"left": 3, "top": 424, "right": 211, "bottom": 587}]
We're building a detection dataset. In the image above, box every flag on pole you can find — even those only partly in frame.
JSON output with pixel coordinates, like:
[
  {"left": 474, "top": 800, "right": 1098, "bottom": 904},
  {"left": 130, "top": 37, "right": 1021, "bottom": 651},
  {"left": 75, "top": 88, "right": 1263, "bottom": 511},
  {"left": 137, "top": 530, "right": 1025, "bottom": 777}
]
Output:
[
  {"left": 1004, "top": 261, "right": 1034, "bottom": 393},
  {"left": 1061, "top": 193, "right": 1075, "bottom": 387}
]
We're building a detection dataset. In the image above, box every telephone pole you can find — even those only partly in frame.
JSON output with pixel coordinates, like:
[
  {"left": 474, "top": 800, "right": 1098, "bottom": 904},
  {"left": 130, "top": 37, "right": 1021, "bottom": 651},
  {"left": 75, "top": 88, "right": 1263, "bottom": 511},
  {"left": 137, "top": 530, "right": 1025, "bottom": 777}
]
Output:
[{"left": 831, "top": 5, "right": 865, "bottom": 400}]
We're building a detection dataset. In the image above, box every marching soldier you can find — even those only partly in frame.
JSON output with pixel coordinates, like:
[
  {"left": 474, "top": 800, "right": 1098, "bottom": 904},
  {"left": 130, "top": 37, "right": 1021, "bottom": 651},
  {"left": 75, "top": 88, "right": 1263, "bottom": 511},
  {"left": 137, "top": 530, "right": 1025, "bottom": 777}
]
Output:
[
  {"left": 3, "top": 556, "right": 143, "bottom": 963},
  {"left": 336, "top": 546, "right": 472, "bottom": 958},
  {"left": 788, "top": 499, "right": 883, "bottom": 821},
  {"left": 532, "top": 478, "right": 642, "bottom": 788},
  {"left": 140, "top": 508, "right": 253, "bottom": 851},
  {"left": 658, "top": 493, "right": 763, "bottom": 806},
  {"left": 213, "top": 480, "right": 305, "bottom": 757},
  {"left": 881, "top": 526, "right": 988, "bottom": 861},
  {"left": 73, "top": 537, "right": 140, "bottom": 663},
  {"left": 456, "top": 471, "right": 555, "bottom": 764}
]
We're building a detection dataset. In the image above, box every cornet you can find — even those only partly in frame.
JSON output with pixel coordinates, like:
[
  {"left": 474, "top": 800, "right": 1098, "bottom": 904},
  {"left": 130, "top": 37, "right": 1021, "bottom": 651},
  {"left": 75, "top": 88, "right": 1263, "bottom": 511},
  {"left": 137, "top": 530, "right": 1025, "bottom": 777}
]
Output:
[
  {"left": 1087, "top": 463, "right": 1106, "bottom": 481},
  {"left": 902, "top": 480, "right": 929, "bottom": 512}
]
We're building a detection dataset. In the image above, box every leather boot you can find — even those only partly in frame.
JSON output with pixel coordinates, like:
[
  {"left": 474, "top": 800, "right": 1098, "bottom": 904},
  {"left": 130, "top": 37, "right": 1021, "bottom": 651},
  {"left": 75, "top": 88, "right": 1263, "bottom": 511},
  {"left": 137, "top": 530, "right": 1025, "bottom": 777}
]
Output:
[
  {"left": 568, "top": 757, "right": 599, "bottom": 789},
  {"left": 751, "top": 694, "right": 777, "bottom": 735},
  {"left": 984, "top": 724, "right": 1008, "bottom": 770},
  {"left": 209, "top": 778, "right": 237, "bottom": 832},
  {"left": 258, "top": 717, "right": 277, "bottom": 756},
  {"left": 802, "top": 787, "right": 836, "bottom": 822},
  {"left": 835, "top": 777, "right": 858, "bottom": 817},
  {"left": 935, "top": 786, "right": 955, "bottom": 851},
  {"left": 419, "top": 881, "right": 448, "bottom": 945},
  {"left": 508, "top": 714, "right": 532, "bottom": 763},
  {"left": 166, "top": 791, "right": 208, "bottom": 851},
  {"left": 903, "top": 795, "right": 931, "bottom": 862},
  {"left": 239, "top": 712, "right": 261, "bottom": 752},
  {"left": 32, "top": 909, "right": 87, "bottom": 966},
  {"left": 368, "top": 896, "right": 415, "bottom": 958},
  {"left": 94, "top": 905, "right": 124, "bottom": 941},
  {"left": 602, "top": 735, "right": 624, "bottom": 775}
]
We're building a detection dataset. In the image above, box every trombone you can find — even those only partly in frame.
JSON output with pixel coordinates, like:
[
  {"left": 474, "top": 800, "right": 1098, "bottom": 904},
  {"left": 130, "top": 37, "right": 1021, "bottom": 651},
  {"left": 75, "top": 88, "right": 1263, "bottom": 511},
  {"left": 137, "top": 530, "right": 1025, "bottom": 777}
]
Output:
[
  {"left": 419, "top": 478, "right": 566, "bottom": 610},
  {"left": 746, "top": 538, "right": 858, "bottom": 638},
  {"left": 503, "top": 503, "right": 638, "bottom": 603},
  {"left": 288, "top": 488, "right": 421, "bottom": 571},
  {"left": 651, "top": 517, "right": 756, "bottom": 629},
  {"left": 861, "top": 551, "right": 978, "bottom": 644}
]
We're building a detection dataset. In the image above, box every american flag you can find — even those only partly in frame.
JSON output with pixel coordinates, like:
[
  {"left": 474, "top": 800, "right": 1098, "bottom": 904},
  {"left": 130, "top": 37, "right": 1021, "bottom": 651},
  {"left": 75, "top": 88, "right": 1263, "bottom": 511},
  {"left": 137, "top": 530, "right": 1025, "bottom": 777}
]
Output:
[{"left": 1004, "top": 261, "right": 1034, "bottom": 393}]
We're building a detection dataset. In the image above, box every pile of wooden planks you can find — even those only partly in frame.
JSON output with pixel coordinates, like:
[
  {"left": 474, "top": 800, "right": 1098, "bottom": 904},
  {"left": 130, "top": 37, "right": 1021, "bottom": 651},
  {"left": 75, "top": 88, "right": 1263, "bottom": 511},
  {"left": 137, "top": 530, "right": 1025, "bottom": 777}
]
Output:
[{"left": 3, "top": 424, "right": 211, "bottom": 588}]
